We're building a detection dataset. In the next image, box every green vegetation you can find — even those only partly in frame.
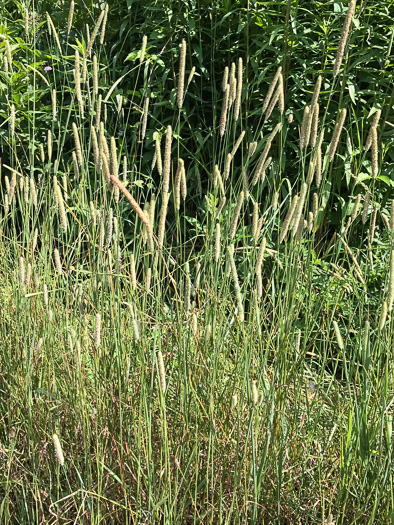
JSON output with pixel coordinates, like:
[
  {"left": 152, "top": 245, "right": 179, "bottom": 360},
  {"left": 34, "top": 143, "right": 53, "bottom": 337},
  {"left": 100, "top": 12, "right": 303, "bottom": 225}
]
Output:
[{"left": 0, "top": 0, "right": 394, "bottom": 523}]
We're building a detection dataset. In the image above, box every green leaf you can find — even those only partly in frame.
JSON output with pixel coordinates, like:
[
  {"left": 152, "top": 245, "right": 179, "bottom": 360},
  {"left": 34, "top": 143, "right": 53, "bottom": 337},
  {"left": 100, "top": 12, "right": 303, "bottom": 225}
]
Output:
[
  {"left": 125, "top": 52, "right": 137, "bottom": 62},
  {"left": 184, "top": 216, "right": 202, "bottom": 231},
  {"left": 377, "top": 175, "right": 393, "bottom": 186},
  {"left": 348, "top": 83, "right": 356, "bottom": 104},
  {"left": 36, "top": 388, "right": 57, "bottom": 400},
  {"left": 357, "top": 172, "right": 372, "bottom": 182}
]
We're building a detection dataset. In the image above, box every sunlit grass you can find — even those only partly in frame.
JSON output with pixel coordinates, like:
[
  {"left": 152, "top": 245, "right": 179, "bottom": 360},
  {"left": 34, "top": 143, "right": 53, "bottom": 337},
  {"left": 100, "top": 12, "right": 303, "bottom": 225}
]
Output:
[{"left": 0, "top": 3, "right": 393, "bottom": 524}]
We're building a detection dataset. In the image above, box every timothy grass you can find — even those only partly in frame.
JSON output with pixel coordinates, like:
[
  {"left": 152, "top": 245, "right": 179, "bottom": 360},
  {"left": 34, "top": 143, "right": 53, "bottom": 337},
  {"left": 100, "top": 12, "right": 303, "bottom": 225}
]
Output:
[{"left": 0, "top": 2, "right": 394, "bottom": 524}]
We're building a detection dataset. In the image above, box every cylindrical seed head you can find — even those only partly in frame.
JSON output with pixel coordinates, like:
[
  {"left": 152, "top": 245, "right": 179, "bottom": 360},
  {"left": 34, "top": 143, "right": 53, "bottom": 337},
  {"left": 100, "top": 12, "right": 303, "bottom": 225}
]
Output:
[
  {"left": 53, "top": 434, "right": 65, "bottom": 466},
  {"left": 157, "top": 350, "right": 166, "bottom": 393},
  {"left": 177, "top": 39, "right": 187, "bottom": 109}
]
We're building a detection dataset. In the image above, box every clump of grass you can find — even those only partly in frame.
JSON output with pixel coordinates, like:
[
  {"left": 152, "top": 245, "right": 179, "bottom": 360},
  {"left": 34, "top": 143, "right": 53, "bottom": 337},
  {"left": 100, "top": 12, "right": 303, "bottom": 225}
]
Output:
[{"left": 1, "top": 5, "right": 394, "bottom": 524}]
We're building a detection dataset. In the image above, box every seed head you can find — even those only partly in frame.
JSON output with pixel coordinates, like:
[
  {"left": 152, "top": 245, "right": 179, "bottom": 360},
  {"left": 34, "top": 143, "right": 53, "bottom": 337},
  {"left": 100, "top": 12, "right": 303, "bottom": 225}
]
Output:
[
  {"left": 255, "top": 216, "right": 264, "bottom": 240},
  {"left": 255, "top": 237, "right": 267, "bottom": 273},
  {"left": 231, "top": 130, "right": 245, "bottom": 158},
  {"left": 157, "top": 350, "right": 166, "bottom": 393},
  {"left": 378, "top": 300, "right": 387, "bottom": 330},
  {"left": 100, "top": 4, "right": 109, "bottom": 45},
  {"left": 310, "top": 75, "right": 322, "bottom": 108},
  {"left": 365, "top": 109, "right": 381, "bottom": 152},
  {"left": 184, "top": 268, "right": 191, "bottom": 313},
  {"left": 333, "top": 0, "right": 357, "bottom": 77},
  {"left": 242, "top": 168, "right": 249, "bottom": 199},
  {"left": 229, "top": 190, "right": 244, "bottom": 240},
  {"left": 157, "top": 192, "right": 170, "bottom": 249},
  {"left": 177, "top": 39, "right": 187, "bottom": 109},
  {"left": 229, "top": 62, "right": 237, "bottom": 107},
  {"left": 279, "top": 194, "right": 299, "bottom": 244},
  {"left": 214, "top": 222, "right": 221, "bottom": 263},
  {"left": 220, "top": 84, "right": 230, "bottom": 137},
  {"left": 174, "top": 159, "right": 183, "bottom": 211},
  {"left": 251, "top": 202, "right": 259, "bottom": 239},
  {"left": 300, "top": 105, "right": 312, "bottom": 150},
  {"left": 333, "top": 320, "right": 344, "bottom": 350},
  {"left": 163, "top": 126, "right": 172, "bottom": 194},
  {"left": 308, "top": 211, "right": 314, "bottom": 233},
  {"left": 205, "top": 324, "right": 212, "bottom": 345},
  {"left": 30, "top": 177, "right": 37, "bottom": 208},
  {"left": 24, "top": 9, "right": 29, "bottom": 37},
  {"left": 248, "top": 142, "right": 257, "bottom": 158},
  {"left": 292, "top": 183, "right": 308, "bottom": 237},
  {"left": 350, "top": 194, "right": 361, "bottom": 222},
  {"left": 315, "top": 145, "right": 322, "bottom": 187},
  {"left": 155, "top": 138, "right": 163, "bottom": 175},
  {"left": 110, "top": 136, "right": 118, "bottom": 177},
  {"left": 310, "top": 103, "right": 319, "bottom": 148},
  {"left": 328, "top": 108, "right": 347, "bottom": 162},
  {"left": 256, "top": 271, "right": 263, "bottom": 299},
  {"left": 187, "top": 66, "right": 196, "bottom": 85},
  {"left": 264, "top": 86, "right": 280, "bottom": 123},
  {"left": 227, "top": 245, "right": 244, "bottom": 322},
  {"left": 231, "top": 394, "right": 238, "bottom": 410},
  {"left": 54, "top": 177, "right": 68, "bottom": 232},
  {"left": 141, "top": 97, "right": 149, "bottom": 140},
  {"left": 43, "top": 284, "right": 49, "bottom": 306},
  {"left": 180, "top": 161, "right": 187, "bottom": 201},
  {"left": 362, "top": 192, "right": 370, "bottom": 224},
  {"left": 31, "top": 228, "right": 38, "bottom": 254},
  {"left": 222, "top": 66, "right": 229, "bottom": 91},
  {"left": 234, "top": 57, "right": 243, "bottom": 122},
  {"left": 72, "top": 122, "right": 83, "bottom": 164},
  {"left": 106, "top": 208, "right": 113, "bottom": 246},
  {"left": 371, "top": 127, "right": 378, "bottom": 178},
  {"left": 262, "top": 66, "right": 282, "bottom": 114},
  {"left": 216, "top": 196, "right": 226, "bottom": 218},
  {"left": 313, "top": 193, "right": 318, "bottom": 219},
  {"left": 52, "top": 89, "right": 57, "bottom": 120},
  {"left": 140, "top": 35, "right": 147, "bottom": 63},
  {"left": 54, "top": 248, "right": 62, "bottom": 274},
  {"left": 92, "top": 55, "right": 98, "bottom": 96},
  {"left": 53, "top": 434, "right": 65, "bottom": 466},
  {"left": 96, "top": 95, "right": 102, "bottom": 129},
  {"left": 67, "top": 1, "right": 75, "bottom": 34},
  {"left": 85, "top": 8, "right": 105, "bottom": 57}
]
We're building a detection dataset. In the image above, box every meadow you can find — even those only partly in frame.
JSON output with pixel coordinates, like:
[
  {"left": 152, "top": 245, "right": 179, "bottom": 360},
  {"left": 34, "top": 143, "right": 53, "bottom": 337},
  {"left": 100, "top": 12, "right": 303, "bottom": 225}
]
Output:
[{"left": 0, "top": 0, "right": 394, "bottom": 523}]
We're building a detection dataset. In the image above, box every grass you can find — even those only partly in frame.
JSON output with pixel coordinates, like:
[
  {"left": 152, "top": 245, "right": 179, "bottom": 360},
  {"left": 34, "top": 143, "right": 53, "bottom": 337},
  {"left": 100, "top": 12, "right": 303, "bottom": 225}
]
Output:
[{"left": 0, "top": 2, "right": 394, "bottom": 523}]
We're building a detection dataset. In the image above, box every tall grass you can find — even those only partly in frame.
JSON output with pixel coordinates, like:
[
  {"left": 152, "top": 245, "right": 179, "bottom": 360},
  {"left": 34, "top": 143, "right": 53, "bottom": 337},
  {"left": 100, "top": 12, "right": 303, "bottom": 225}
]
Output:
[{"left": 0, "top": 2, "right": 393, "bottom": 524}]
